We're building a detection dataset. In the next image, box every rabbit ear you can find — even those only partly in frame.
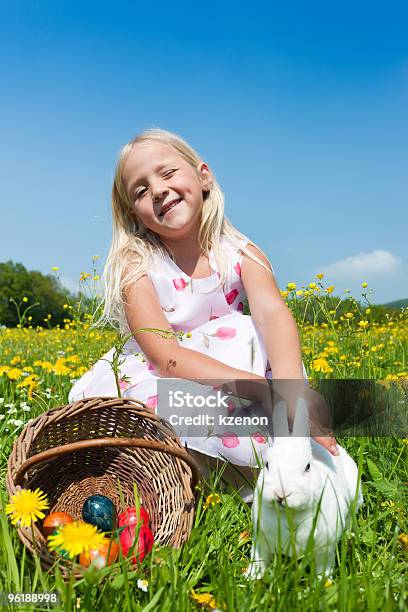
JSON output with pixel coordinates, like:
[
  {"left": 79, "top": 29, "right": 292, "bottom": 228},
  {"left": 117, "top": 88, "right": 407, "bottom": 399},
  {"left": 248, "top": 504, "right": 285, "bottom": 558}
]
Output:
[
  {"left": 292, "top": 397, "right": 310, "bottom": 437},
  {"left": 272, "top": 400, "right": 290, "bottom": 438}
]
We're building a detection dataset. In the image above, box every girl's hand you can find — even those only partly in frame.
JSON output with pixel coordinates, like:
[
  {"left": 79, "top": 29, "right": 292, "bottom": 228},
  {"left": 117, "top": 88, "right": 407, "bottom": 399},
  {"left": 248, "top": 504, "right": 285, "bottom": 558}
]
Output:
[{"left": 272, "top": 382, "right": 339, "bottom": 456}]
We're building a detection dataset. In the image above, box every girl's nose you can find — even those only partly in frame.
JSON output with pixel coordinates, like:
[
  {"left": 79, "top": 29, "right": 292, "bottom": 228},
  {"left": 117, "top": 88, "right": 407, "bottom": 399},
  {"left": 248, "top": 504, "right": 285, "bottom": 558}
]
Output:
[{"left": 152, "top": 184, "right": 168, "bottom": 202}]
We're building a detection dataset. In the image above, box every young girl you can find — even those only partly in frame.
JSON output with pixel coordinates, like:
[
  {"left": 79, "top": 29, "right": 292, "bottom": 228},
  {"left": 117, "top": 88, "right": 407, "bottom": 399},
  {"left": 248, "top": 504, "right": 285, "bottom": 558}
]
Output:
[{"left": 68, "top": 128, "right": 337, "bottom": 496}]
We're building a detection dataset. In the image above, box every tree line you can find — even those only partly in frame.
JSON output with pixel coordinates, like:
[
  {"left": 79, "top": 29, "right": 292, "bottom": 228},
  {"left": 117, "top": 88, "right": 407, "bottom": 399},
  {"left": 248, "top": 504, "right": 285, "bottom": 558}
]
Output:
[{"left": 0, "top": 260, "right": 404, "bottom": 328}]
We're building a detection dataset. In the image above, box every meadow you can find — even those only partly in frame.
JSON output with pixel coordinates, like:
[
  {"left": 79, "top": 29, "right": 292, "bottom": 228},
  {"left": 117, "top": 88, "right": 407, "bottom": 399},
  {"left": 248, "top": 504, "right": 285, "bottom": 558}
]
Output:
[{"left": 0, "top": 273, "right": 407, "bottom": 611}]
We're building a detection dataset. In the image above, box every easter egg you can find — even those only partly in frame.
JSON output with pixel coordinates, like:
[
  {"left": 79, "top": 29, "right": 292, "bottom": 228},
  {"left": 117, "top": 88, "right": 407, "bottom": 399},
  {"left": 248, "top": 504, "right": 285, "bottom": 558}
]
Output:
[
  {"left": 42, "top": 512, "right": 74, "bottom": 537},
  {"left": 119, "top": 523, "right": 154, "bottom": 565},
  {"left": 118, "top": 506, "right": 150, "bottom": 529},
  {"left": 82, "top": 495, "right": 117, "bottom": 533},
  {"left": 79, "top": 538, "right": 119, "bottom": 569}
]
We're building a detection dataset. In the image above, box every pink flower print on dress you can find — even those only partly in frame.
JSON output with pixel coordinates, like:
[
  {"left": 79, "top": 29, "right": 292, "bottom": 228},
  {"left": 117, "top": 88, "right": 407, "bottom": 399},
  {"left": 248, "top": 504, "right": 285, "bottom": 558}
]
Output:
[
  {"left": 227, "top": 399, "right": 236, "bottom": 415},
  {"left": 118, "top": 378, "right": 131, "bottom": 391},
  {"left": 218, "top": 432, "right": 240, "bottom": 448},
  {"left": 146, "top": 395, "right": 158, "bottom": 411},
  {"left": 237, "top": 301, "right": 244, "bottom": 313},
  {"left": 201, "top": 326, "right": 236, "bottom": 348},
  {"left": 214, "top": 327, "right": 236, "bottom": 340},
  {"left": 225, "top": 289, "right": 239, "bottom": 305},
  {"left": 251, "top": 431, "right": 267, "bottom": 444},
  {"left": 234, "top": 262, "right": 241, "bottom": 278},
  {"left": 173, "top": 278, "right": 189, "bottom": 291}
]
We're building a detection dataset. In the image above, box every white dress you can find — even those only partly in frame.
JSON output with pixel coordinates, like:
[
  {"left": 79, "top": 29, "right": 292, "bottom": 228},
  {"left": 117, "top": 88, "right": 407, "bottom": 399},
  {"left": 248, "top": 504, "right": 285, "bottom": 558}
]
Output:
[{"left": 68, "top": 236, "right": 307, "bottom": 467}]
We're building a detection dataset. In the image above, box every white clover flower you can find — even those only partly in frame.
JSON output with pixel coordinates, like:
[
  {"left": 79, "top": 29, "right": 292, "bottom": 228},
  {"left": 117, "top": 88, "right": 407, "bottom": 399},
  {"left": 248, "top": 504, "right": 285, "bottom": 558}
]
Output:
[
  {"left": 10, "top": 419, "right": 24, "bottom": 427},
  {"left": 137, "top": 579, "right": 148, "bottom": 592}
]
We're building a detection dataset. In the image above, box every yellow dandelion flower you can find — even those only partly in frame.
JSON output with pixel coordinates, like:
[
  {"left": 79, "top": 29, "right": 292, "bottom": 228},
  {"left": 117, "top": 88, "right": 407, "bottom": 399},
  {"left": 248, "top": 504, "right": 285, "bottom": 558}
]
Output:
[
  {"left": 287, "top": 282, "right": 297, "bottom": 291},
  {"left": 309, "top": 282, "right": 317, "bottom": 290},
  {"left": 398, "top": 533, "right": 408, "bottom": 551},
  {"left": 6, "top": 488, "right": 49, "bottom": 527},
  {"left": 52, "top": 359, "right": 71, "bottom": 376},
  {"left": 362, "top": 282, "right": 368, "bottom": 288},
  {"left": 365, "top": 308, "right": 371, "bottom": 314},
  {"left": 324, "top": 578, "right": 333, "bottom": 587},
  {"left": 311, "top": 357, "right": 333, "bottom": 374},
  {"left": 358, "top": 320, "right": 369, "bottom": 329},
  {"left": 48, "top": 520, "right": 106, "bottom": 559},
  {"left": 326, "top": 286, "right": 335, "bottom": 294},
  {"left": 190, "top": 590, "right": 218, "bottom": 609},
  {"left": 280, "top": 290, "right": 289, "bottom": 298},
  {"left": 344, "top": 312, "right": 354, "bottom": 319},
  {"left": 6, "top": 367, "right": 24, "bottom": 381},
  {"left": 51, "top": 266, "right": 59, "bottom": 272},
  {"left": 22, "top": 297, "right": 28, "bottom": 303},
  {"left": 204, "top": 493, "right": 221, "bottom": 509},
  {"left": 316, "top": 273, "right": 324, "bottom": 280},
  {"left": 296, "top": 290, "right": 304, "bottom": 296}
]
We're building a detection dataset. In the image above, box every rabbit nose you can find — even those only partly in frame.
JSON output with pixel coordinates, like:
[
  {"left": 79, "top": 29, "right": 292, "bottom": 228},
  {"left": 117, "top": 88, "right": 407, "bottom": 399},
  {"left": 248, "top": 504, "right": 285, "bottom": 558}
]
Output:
[
  {"left": 276, "top": 495, "right": 285, "bottom": 506},
  {"left": 276, "top": 493, "right": 290, "bottom": 507}
]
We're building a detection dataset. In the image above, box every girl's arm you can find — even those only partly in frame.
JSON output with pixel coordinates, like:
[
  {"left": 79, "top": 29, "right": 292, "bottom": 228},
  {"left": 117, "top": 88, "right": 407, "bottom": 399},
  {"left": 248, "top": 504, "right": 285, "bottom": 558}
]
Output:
[
  {"left": 241, "top": 244, "right": 339, "bottom": 456},
  {"left": 240, "top": 244, "right": 304, "bottom": 380},
  {"left": 123, "top": 275, "right": 266, "bottom": 389}
]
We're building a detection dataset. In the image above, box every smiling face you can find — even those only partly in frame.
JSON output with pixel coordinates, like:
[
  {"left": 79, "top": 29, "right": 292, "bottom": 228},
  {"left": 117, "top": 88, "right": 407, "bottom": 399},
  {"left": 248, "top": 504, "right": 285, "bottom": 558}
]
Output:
[{"left": 122, "top": 141, "right": 212, "bottom": 240}]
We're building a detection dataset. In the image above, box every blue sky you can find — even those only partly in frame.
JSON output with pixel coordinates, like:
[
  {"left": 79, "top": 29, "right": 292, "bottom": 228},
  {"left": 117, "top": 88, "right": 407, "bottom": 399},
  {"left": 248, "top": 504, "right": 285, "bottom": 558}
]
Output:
[{"left": 1, "top": 1, "right": 407, "bottom": 304}]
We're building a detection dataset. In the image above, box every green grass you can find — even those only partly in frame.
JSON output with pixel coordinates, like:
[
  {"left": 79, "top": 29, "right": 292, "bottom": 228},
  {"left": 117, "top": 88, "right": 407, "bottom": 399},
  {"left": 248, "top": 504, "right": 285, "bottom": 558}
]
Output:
[
  {"left": 0, "top": 422, "right": 407, "bottom": 611},
  {"left": 0, "top": 287, "right": 407, "bottom": 611}
]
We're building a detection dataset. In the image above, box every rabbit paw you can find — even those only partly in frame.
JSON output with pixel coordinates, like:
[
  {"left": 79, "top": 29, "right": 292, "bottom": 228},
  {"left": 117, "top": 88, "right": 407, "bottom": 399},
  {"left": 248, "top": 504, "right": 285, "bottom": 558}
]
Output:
[{"left": 244, "top": 560, "right": 266, "bottom": 580}]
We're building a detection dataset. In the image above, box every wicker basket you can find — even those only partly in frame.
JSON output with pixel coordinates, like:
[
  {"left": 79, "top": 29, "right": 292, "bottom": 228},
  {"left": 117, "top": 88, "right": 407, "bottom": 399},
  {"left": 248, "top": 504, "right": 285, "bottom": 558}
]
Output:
[{"left": 6, "top": 397, "right": 200, "bottom": 578}]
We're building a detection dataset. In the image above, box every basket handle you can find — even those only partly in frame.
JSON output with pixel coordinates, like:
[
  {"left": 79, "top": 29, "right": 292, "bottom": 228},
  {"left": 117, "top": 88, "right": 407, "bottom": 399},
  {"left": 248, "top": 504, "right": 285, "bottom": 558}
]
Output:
[{"left": 14, "top": 437, "right": 200, "bottom": 489}]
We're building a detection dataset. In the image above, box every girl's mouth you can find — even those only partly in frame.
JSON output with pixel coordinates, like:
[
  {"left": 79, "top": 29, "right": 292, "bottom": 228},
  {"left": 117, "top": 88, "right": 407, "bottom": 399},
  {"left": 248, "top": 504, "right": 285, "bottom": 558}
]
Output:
[{"left": 159, "top": 198, "right": 183, "bottom": 217}]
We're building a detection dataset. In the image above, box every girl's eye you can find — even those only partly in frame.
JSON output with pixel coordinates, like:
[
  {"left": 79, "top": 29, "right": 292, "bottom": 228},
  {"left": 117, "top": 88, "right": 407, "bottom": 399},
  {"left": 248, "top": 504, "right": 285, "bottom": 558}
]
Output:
[
  {"left": 163, "top": 168, "right": 177, "bottom": 177},
  {"left": 135, "top": 188, "right": 147, "bottom": 199}
]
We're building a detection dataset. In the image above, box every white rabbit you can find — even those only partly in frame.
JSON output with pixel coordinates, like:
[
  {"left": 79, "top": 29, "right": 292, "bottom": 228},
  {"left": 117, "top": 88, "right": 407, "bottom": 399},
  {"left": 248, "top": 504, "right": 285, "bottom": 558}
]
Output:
[{"left": 245, "top": 398, "right": 363, "bottom": 579}]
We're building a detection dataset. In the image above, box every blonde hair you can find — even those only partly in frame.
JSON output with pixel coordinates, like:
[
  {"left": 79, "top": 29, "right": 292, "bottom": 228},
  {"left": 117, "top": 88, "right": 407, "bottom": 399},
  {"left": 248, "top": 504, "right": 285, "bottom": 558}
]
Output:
[{"left": 96, "top": 128, "right": 273, "bottom": 334}]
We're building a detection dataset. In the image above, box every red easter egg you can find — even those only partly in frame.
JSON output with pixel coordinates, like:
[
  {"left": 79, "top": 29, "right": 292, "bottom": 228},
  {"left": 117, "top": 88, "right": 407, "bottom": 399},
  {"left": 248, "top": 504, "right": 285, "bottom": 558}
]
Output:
[
  {"left": 119, "top": 523, "right": 154, "bottom": 565},
  {"left": 118, "top": 506, "right": 150, "bottom": 528},
  {"left": 42, "top": 512, "right": 74, "bottom": 537},
  {"left": 79, "top": 538, "right": 119, "bottom": 569}
]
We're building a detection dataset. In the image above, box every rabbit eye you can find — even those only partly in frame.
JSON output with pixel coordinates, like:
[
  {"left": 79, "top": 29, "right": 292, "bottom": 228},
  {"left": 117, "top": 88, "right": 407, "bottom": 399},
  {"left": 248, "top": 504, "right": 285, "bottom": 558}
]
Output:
[{"left": 305, "top": 462, "right": 311, "bottom": 472}]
